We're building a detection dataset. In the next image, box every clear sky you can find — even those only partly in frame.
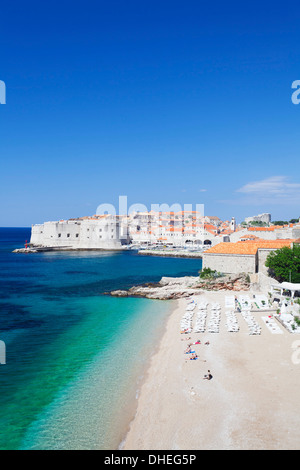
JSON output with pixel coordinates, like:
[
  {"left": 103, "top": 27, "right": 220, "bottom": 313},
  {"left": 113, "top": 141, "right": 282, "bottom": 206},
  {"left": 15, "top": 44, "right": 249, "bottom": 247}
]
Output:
[{"left": 1, "top": 0, "right": 300, "bottom": 226}]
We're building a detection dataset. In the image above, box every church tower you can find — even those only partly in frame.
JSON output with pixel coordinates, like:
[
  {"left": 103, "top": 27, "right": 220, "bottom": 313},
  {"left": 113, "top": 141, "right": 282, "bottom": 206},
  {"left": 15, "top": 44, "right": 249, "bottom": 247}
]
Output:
[{"left": 230, "top": 217, "right": 236, "bottom": 232}]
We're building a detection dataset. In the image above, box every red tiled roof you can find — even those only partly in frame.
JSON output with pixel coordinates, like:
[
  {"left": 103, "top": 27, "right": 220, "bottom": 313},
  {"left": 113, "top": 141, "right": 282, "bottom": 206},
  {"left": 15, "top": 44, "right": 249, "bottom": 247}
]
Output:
[{"left": 204, "top": 239, "right": 295, "bottom": 255}]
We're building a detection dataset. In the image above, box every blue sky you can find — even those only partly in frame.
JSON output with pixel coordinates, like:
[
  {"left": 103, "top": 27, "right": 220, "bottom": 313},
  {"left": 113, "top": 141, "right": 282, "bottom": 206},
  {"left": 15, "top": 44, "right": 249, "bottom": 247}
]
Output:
[{"left": 1, "top": 0, "right": 300, "bottom": 226}]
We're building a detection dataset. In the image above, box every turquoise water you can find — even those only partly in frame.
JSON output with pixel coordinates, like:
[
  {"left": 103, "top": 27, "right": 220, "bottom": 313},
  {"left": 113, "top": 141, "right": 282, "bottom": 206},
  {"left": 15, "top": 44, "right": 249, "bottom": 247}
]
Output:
[{"left": 0, "top": 228, "right": 202, "bottom": 450}]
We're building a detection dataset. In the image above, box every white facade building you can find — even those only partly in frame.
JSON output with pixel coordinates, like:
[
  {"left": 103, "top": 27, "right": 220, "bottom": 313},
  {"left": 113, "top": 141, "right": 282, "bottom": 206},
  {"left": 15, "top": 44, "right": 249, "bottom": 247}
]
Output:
[
  {"left": 30, "top": 218, "right": 127, "bottom": 250},
  {"left": 30, "top": 210, "right": 226, "bottom": 250}
]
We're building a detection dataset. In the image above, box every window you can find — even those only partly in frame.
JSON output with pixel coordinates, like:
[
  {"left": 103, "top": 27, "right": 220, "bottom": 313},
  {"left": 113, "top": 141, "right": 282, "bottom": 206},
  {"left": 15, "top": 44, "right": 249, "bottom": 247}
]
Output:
[
  {"left": 67, "top": 234, "right": 70, "bottom": 238},
  {"left": 76, "top": 234, "right": 79, "bottom": 238},
  {"left": 58, "top": 234, "right": 61, "bottom": 238}
]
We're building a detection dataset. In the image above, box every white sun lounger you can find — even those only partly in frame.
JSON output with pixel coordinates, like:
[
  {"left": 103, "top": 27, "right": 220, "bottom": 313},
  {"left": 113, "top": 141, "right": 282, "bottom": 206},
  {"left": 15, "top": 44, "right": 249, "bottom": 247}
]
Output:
[
  {"left": 262, "top": 316, "right": 283, "bottom": 334},
  {"left": 225, "top": 295, "right": 236, "bottom": 309}
]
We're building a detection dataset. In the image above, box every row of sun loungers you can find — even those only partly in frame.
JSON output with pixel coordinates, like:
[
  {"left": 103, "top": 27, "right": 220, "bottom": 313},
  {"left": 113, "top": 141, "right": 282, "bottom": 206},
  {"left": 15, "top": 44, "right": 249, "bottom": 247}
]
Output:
[
  {"left": 180, "top": 299, "right": 198, "bottom": 332},
  {"left": 193, "top": 299, "right": 208, "bottom": 333},
  {"left": 193, "top": 312, "right": 207, "bottom": 333},
  {"left": 207, "top": 303, "right": 221, "bottom": 333},
  {"left": 225, "top": 310, "right": 239, "bottom": 332},
  {"left": 194, "top": 303, "right": 208, "bottom": 333},
  {"left": 182, "top": 296, "right": 277, "bottom": 335},
  {"left": 240, "top": 310, "right": 261, "bottom": 335},
  {"left": 180, "top": 299, "right": 199, "bottom": 332},
  {"left": 180, "top": 309, "right": 194, "bottom": 333},
  {"left": 182, "top": 299, "right": 239, "bottom": 334}
]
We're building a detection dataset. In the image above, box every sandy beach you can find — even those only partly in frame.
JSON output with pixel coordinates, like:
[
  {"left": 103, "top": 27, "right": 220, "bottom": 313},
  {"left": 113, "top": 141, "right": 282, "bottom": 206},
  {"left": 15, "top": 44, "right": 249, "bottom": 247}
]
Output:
[{"left": 122, "top": 290, "right": 300, "bottom": 450}]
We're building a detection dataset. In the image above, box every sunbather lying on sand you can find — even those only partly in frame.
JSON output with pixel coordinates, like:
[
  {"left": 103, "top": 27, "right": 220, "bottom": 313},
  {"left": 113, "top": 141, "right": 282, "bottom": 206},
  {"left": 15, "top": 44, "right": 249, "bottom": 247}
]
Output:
[{"left": 189, "top": 353, "right": 198, "bottom": 360}]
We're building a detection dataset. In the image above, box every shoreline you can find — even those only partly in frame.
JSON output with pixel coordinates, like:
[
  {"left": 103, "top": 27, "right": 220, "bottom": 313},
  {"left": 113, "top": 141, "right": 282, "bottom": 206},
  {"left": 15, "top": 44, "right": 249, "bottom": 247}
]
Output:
[
  {"left": 121, "top": 289, "right": 300, "bottom": 450},
  {"left": 118, "top": 299, "right": 178, "bottom": 450},
  {"left": 13, "top": 245, "right": 204, "bottom": 258}
]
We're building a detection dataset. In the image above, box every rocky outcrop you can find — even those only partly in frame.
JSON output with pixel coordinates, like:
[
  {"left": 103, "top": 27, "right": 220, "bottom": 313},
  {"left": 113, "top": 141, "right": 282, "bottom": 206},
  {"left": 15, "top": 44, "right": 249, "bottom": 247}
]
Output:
[
  {"left": 13, "top": 248, "right": 38, "bottom": 253},
  {"left": 197, "top": 273, "right": 250, "bottom": 292},
  {"left": 108, "top": 273, "right": 250, "bottom": 300}
]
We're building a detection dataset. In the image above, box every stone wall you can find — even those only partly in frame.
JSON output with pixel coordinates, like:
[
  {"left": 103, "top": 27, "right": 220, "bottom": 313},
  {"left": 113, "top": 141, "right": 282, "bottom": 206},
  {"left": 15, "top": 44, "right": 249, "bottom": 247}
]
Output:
[
  {"left": 30, "top": 219, "right": 125, "bottom": 250},
  {"left": 257, "top": 248, "right": 274, "bottom": 275},
  {"left": 30, "top": 221, "right": 81, "bottom": 248},
  {"left": 202, "top": 252, "right": 257, "bottom": 274}
]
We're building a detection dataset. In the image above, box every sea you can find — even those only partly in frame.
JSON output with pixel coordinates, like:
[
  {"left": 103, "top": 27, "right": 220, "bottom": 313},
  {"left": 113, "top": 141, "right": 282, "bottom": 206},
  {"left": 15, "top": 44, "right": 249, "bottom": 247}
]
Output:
[{"left": 0, "top": 228, "right": 202, "bottom": 450}]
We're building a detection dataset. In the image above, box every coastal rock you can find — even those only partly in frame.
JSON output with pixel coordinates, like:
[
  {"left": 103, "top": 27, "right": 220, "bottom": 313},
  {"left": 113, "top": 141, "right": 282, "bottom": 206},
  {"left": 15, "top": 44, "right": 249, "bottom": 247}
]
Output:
[
  {"left": 13, "top": 248, "right": 38, "bottom": 254},
  {"left": 197, "top": 273, "right": 250, "bottom": 292},
  {"left": 110, "top": 290, "right": 129, "bottom": 297},
  {"left": 107, "top": 273, "right": 250, "bottom": 300},
  {"left": 127, "top": 276, "right": 200, "bottom": 300}
]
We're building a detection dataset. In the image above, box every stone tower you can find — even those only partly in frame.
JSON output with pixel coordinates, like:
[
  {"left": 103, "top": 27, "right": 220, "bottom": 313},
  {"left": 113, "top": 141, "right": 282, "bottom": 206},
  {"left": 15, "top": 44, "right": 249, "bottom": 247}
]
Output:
[{"left": 230, "top": 217, "right": 236, "bottom": 232}]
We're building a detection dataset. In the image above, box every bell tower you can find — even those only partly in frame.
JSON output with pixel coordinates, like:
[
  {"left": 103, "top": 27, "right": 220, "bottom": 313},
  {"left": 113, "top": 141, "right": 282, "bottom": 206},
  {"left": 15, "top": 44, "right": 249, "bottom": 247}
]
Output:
[{"left": 230, "top": 217, "right": 236, "bottom": 232}]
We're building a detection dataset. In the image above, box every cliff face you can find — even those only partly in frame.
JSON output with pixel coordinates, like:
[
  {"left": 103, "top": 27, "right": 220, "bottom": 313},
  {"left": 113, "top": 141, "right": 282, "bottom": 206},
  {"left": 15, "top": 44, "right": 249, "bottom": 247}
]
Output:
[{"left": 108, "top": 273, "right": 250, "bottom": 300}]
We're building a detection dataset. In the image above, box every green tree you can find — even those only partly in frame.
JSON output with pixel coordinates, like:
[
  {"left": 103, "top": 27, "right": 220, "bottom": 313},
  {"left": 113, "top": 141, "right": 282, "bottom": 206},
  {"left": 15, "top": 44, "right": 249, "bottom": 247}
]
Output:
[
  {"left": 271, "top": 220, "right": 288, "bottom": 226},
  {"left": 265, "top": 246, "right": 300, "bottom": 282},
  {"left": 199, "top": 267, "right": 218, "bottom": 279},
  {"left": 250, "top": 221, "right": 267, "bottom": 226}
]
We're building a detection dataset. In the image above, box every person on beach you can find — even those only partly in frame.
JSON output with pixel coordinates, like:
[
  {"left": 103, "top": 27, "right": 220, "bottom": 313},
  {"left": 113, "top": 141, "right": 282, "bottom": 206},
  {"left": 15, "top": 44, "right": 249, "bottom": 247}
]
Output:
[{"left": 203, "top": 370, "right": 213, "bottom": 380}]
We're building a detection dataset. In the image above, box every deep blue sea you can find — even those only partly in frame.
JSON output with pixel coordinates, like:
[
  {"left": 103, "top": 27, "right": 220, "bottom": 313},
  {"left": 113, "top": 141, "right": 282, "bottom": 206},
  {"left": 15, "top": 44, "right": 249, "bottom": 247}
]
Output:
[{"left": 0, "top": 228, "right": 202, "bottom": 450}]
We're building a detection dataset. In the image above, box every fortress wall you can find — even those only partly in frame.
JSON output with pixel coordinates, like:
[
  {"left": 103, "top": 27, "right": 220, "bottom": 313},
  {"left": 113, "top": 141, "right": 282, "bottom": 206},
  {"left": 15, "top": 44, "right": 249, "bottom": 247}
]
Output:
[
  {"left": 202, "top": 253, "right": 257, "bottom": 274},
  {"left": 30, "top": 219, "right": 124, "bottom": 250},
  {"left": 78, "top": 219, "right": 122, "bottom": 249},
  {"left": 30, "top": 225, "right": 44, "bottom": 245},
  {"left": 30, "top": 221, "right": 81, "bottom": 247}
]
